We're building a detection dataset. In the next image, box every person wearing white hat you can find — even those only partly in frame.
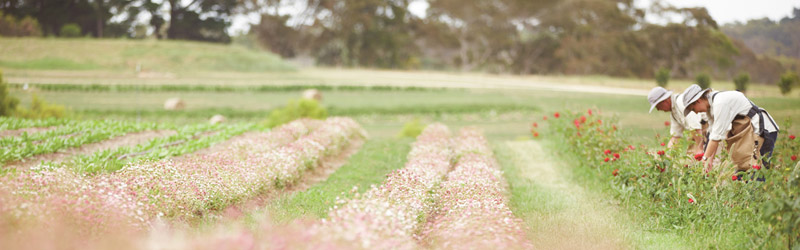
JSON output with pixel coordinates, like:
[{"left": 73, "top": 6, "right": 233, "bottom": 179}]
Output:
[
  {"left": 647, "top": 87, "right": 704, "bottom": 155},
  {"left": 681, "top": 84, "right": 779, "bottom": 173}
]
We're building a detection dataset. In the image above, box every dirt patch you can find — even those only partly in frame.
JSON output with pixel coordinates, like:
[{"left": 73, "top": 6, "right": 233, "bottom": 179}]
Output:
[
  {"left": 505, "top": 141, "right": 630, "bottom": 250},
  {"left": 6, "top": 130, "right": 177, "bottom": 169},
  {"left": 212, "top": 137, "right": 366, "bottom": 221},
  {"left": 0, "top": 126, "right": 59, "bottom": 138}
]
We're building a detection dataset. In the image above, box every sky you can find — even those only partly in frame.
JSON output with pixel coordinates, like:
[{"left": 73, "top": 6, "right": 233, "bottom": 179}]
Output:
[{"left": 229, "top": 0, "right": 800, "bottom": 34}]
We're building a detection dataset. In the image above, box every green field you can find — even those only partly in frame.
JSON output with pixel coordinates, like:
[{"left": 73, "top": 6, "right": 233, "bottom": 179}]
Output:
[{"left": 2, "top": 38, "right": 799, "bottom": 248}]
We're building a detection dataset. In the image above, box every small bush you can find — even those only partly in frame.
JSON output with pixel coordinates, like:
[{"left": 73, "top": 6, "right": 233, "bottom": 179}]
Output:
[
  {"left": 265, "top": 99, "right": 327, "bottom": 128},
  {"left": 0, "top": 70, "right": 21, "bottom": 116},
  {"left": 60, "top": 23, "right": 81, "bottom": 37},
  {"left": 15, "top": 93, "right": 66, "bottom": 119},
  {"left": 655, "top": 67, "right": 670, "bottom": 87},
  {"left": 397, "top": 118, "right": 425, "bottom": 138},
  {"left": 778, "top": 71, "right": 799, "bottom": 95},
  {"left": 695, "top": 73, "right": 711, "bottom": 89},
  {"left": 733, "top": 73, "right": 750, "bottom": 93}
]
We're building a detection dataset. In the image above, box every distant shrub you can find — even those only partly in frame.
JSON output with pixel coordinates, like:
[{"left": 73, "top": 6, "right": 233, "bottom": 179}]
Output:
[
  {"left": 15, "top": 93, "right": 66, "bottom": 119},
  {"left": 265, "top": 99, "right": 327, "bottom": 128},
  {"left": 15, "top": 93, "right": 66, "bottom": 118},
  {"left": 733, "top": 73, "right": 750, "bottom": 93},
  {"left": 0, "top": 70, "right": 21, "bottom": 116},
  {"left": 655, "top": 67, "right": 670, "bottom": 87},
  {"left": 60, "top": 23, "right": 81, "bottom": 37},
  {"left": 695, "top": 73, "right": 711, "bottom": 89},
  {"left": 397, "top": 118, "right": 425, "bottom": 138},
  {"left": 778, "top": 71, "right": 799, "bottom": 95}
]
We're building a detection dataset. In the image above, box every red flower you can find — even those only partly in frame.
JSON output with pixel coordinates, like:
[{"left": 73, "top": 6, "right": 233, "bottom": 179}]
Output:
[
  {"left": 792, "top": 155, "right": 798, "bottom": 161},
  {"left": 597, "top": 120, "right": 602, "bottom": 124},
  {"left": 604, "top": 149, "right": 611, "bottom": 155},
  {"left": 604, "top": 157, "right": 610, "bottom": 162},
  {"left": 554, "top": 112, "right": 560, "bottom": 118},
  {"left": 614, "top": 153, "right": 620, "bottom": 159},
  {"left": 664, "top": 121, "right": 670, "bottom": 126},
  {"left": 532, "top": 122, "right": 538, "bottom": 128},
  {"left": 588, "top": 109, "right": 593, "bottom": 115},
  {"left": 732, "top": 175, "right": 738, "bottom": 181},
  {"left": 533, "top": 132, "right": 539, "bottom": 137},
  {"left": 543, "top": 116, "right": 548, "bottom": 121},
  {"left": 580, "top": 115, "right": 587, "bottom": 124},
  {"left": 628, "top": 145, "right": 635, "bottom": 150},
  {"left": 660, "top": 142, "right": 666, "bottom": 146},
  {"left": 659, "top": 167, "right": 665, "bottom": 173},
  {"left": 612, "top": 169, "right": 619, "bottom": 176},
  {"left": 657, "top": 150, "right": 665, "bottom": 156},
  {"left": 752, "top": 165, "right": 761, "bottom": 170},
  {"left": 694, "top": 153, "right": 704, "bottom": 161},
  {"left": 688, "top": 198, "right": 694, "bottom": 203},
  {"left": 790, "top": 134, "right": 796, "bottom": 140},
  {"left": 612, "top": 125, "right": 617, "bottom": 130}
]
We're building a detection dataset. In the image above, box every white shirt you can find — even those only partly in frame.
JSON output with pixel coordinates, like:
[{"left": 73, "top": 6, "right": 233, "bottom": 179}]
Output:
[
  {"left": 706, "top": 91, "right": 779, "bottom": 141},
  {"left": 670, "top": 94, "right": 703, "bottom": 137}
]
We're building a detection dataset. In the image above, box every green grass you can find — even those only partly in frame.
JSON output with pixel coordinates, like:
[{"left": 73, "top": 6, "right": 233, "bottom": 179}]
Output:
[
  {"left": 265, "top": 138, "right": 412, "bottom": 223},
  {"left": 496, "top": 140, "right": 693, "bottom": 249},
  {"left": 0, "top": 38, "right": 294, "bottom": 72}
]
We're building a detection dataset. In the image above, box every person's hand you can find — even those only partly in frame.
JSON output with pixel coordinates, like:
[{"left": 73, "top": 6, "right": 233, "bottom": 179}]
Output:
[{"left": 704, "top": 160, "right": 713, "bottom": 173}]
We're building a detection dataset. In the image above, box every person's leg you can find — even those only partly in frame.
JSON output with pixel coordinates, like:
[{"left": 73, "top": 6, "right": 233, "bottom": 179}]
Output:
[{"left": 759, "top": 131, "right": 778, "bottom": 168}]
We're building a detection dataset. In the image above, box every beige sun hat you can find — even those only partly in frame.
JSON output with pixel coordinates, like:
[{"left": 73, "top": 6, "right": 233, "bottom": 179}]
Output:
[
  {"left": 647, "top": 87, "right": 672, "bottom": 113},
  {"left": 681, "top": 84, "right": 710, "bottom": 116}
]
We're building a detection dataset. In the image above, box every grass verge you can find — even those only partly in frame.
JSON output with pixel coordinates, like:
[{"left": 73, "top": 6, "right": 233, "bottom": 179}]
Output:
[{"left": 265, "top": 137, "right": 412, "bottom": 223}]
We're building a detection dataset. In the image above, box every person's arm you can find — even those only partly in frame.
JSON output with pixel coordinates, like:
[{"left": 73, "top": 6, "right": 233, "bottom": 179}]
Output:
[
  {"left": 667, "top": 136, "right": 681, "bottom": 148},
  {"left": 704, "top": 140, "right": 721, "bottom": 172}
]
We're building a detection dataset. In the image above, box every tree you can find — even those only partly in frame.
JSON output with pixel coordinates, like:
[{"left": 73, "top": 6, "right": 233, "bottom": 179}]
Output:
[
  {"left": 696, "top": 73, "right": 711, "bottom": 89},
  {"left": 733, "top": 73, "right": 750, "bottom": 93},
  {"left": 778, "top": 71, "right": 799, "bottom": 95},
  {"left": 655, "top": 68, "right": 670, "bottom": 87}
]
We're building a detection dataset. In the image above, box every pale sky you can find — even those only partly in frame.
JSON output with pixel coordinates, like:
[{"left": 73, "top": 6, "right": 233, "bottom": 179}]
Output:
[{"left": 229, "top": 0, "right": 800, "bottom": 34}]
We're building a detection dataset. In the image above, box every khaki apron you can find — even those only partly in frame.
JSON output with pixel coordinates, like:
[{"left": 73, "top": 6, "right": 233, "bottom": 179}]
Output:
[{"left": 725, "top": 116, "right": 762, "bottom": 171}]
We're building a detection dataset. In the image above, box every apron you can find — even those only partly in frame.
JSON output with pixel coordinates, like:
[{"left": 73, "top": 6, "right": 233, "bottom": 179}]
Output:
[{"left": 725, "top": 116, "right": 762, "bottom": 171}]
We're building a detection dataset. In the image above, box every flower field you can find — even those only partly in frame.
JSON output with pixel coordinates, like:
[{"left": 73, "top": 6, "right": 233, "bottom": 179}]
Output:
[{"left": 535, "top": 109, "right": 800, "bottom": 248}]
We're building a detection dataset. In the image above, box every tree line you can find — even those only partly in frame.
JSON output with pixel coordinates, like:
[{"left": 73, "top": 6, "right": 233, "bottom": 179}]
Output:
[{"left": 1, "top": 0, "right": 798, "bottom": 84}]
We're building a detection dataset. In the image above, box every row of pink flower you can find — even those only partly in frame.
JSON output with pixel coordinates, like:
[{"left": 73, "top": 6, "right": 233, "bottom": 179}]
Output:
[
  {"left": 0, "top": 118, "right": 367, "bottom": 232},
  {"left": 304, "top": 123, "right": 455, "bottom": 249},
  {"left": 421, "top": 128, "right": 531, "bottom": 249}
]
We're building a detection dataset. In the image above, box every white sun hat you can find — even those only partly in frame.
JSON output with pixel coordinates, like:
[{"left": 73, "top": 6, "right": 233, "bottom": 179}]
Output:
[
  {"left": 681, "top": 84, "right": 710, "bottom": 116},
  {"left": 647, "top": 87, "right": 673, "bottom": 113}
]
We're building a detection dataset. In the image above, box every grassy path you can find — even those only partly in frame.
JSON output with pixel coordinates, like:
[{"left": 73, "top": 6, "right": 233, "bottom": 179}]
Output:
[{"left": 497, "top": 140, "right": 688, "bottom": 249}]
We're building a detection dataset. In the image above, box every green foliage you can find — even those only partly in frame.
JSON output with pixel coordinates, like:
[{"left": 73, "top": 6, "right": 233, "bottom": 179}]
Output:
[
  {"left": 0, "top": 70, "right": 20, "bottom": 116},
  {"left": 397, "top": 118, "right": 425, "bottom": 138},
  {"left": 695, "top": 73, "right": 711, "bottom": 89},
  {"left": 733, "top": 72, "right": 750, "bottom": 92},
  {"left": 655, "top": 67, "right": 670, "bottom": 87},
  {"left": 59, "top": 23, "right": 81, "bottom": 37},
  {"left": 0, "top": 11, "right": 42, "bottom": 37},
  {"left": 778, "top": 71, "right": 799, "bottom": 95},
  {"left": 14, "top": 93, "right": 66, "bottom": 119},
  {"left": 265, "top": 99, "right": 328, "bottom": 128},
  {"left": 0, "top": 119, "right": 160, "bottom": 165},
  {"left": 63, "top": 123, "right": 253, "bottom": 173}
]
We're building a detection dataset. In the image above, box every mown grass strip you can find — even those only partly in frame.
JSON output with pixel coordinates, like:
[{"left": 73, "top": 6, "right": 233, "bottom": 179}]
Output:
[
  {"left": 266, "top": 137, "right": 413, "bottom": 223},
  {"left": 8, "top": 83, "right": 451, "bottom": 93}
]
